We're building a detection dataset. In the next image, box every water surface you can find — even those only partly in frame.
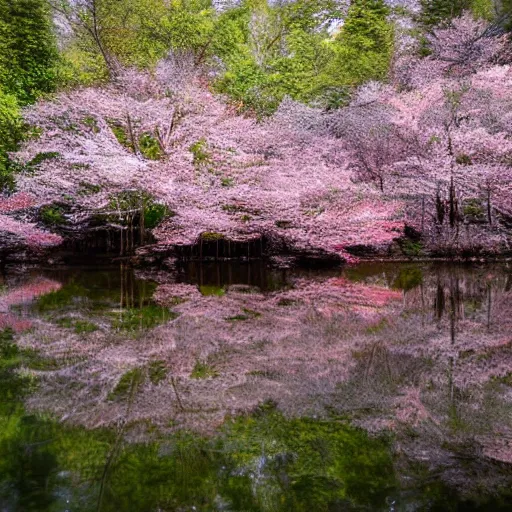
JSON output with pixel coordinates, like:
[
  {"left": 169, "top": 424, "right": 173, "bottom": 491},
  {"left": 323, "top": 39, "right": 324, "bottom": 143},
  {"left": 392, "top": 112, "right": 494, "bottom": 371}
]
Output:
[{"left": 0, "top": 261, "right": 511, "bottom": 511}]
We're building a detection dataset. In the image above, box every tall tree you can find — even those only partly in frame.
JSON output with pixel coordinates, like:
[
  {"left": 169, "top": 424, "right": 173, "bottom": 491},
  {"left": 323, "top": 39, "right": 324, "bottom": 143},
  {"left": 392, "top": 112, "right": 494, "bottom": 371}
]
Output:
[
  {"left": 0, "top": 90, "right": 22, "bottom": 191},
  {"left": 321, "top": 0, "right": 393, "bottom": 95},
  {"left": 52, "top": 0, "right": 215, "bottom": 79},
  {"left": 0, "top": 0, "right": 58, "bottom": 104}
]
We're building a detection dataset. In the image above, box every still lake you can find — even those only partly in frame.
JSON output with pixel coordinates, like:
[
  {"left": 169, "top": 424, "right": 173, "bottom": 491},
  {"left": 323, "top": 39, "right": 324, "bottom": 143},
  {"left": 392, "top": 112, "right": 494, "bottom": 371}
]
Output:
[{"left": 0, "top": 261, "right": 511, "bottom": 511}]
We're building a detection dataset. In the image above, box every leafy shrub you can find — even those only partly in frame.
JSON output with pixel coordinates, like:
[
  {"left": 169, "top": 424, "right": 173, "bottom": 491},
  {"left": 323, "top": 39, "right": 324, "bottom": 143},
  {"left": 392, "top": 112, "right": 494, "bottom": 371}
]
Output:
[
  {"left": 190, "top": 360, "right": 219, "bottom": 379},
  {"left": 189, "top": 138, "right": 211, "bottom": 166},
  {"left": 29, "top": 151, "right": 61, "bottom": 167},
  {"left": 139, "top": 133, "right": 162, "bottom": 160},
  {"left": 40, "top": 205, "right": 66, "bottom": 226}
]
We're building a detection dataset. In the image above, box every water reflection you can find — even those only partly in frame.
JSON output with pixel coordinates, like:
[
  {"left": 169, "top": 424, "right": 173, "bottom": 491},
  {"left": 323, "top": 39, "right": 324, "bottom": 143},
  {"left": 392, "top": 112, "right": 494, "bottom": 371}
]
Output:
[
  {"left": 176, "top": 260, "right": 339, "bottom": 294},
  {"left": 0, "top": 261, "right": 510, "bottom": 510},
  {"left": 2, "top": 265, "right": 174, "bottom": 334}
]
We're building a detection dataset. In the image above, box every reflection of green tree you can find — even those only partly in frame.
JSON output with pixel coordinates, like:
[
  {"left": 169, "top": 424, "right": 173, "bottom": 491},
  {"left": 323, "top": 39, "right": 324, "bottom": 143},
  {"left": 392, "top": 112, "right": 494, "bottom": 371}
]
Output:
[
  {"left": 32, "top": 268, "right": 176, "bottom": 332},
  {"left": 216, "top": 407, "right": 396, "bottom": 511},
  {"left": 0, "top": 328, "right": 397, "bottom": 511},
  {"left": 34, "top": 272, "right": 158, "bottom": 311},
  {"left": 110, "top": 304, "right": 178, "bottom": 331},
  {"left": 1, "top": 326, "right": 511, "bottom": 510},
  {"left": 392, "top": 267, "right": 423, "bottom": 292},
  {"left": 0, "top": 329, "right": 58, "bottom": 510}
]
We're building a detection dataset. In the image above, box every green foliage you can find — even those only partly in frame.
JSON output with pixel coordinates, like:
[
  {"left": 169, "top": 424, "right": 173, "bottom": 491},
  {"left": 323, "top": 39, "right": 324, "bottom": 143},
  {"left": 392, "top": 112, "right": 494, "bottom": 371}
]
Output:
[
  {"left": 212, "top": 1, "right": 331, "bottom": 114},
  {"left": 221, "top": 176, "right": 234, "bottom": 187},
  {"left": 189, "top": 138, "right": 211, "bottom": 166},
  {"left": 200, "top": 231, "right": 225, "bottom": 241},
  {"left": 78, "top": 181, "right": 102, "bottom": 196},
  {"left": 213, "top": 0, "right": 392, "bottom": 114},
  {"left": 146, "top": 0, "right": 215, "bottom": 55},
  {"left": 108, "top": 368, "right": 145, "bottom": 401},
  {"left": 419, "top": 0, "right": 470, "bottom": 26},
  {"left": 199, "top": 285, "right": 226, "bottom": 296},
  {"left": 470, "top": 0, "right": 495, "bottom": 20},
  {"left": 226, "top": 314, "right": 250, "bottom": 321},
  {"left": 108, "top": 190, "right": 171, "bottom": 230},
  {"left": 456, "top": 153, "right": 472, "bottom": 166},
  {"left": 58, "top": 0, "right": 214, "bottom": 83},
  {"left": 82, "top": 116, "right": 100, "bottom": 133},
  {"left": 190, "top": 360, "right": 219, "bottom": 379},
  {"left": 322, "top": 0, "right": 394, "bottom": 95},
  {"left": 0, "top": 90, "right": 22, "bottom": 192},
  {"left": 34, "top": 282, "right": 89, "bottom": 312},
  {"left": 419, "top": 0, "right": 495, "bottom": 26},
  {"left": 501, "top": 0, "right": 512, "bottom": 30},
  {"left": 144, "top": 202, "right": 170, "bottom": 229},
  {"left": 29, "top": 151, "right": 61, "bottom": 167},
  {"left": 139, "top": 133, "right": 162, "bottom": 160},
  {"left": 0, "top": 0, "right": 59, "bottom": 105},
  {"left": 56, "top": 317, "right": 98, "bottom": 334},
  {"left": 399, "top": 239, "right": 425, "bottom": 258},
  {"left": 463, "top": 198, "right": 485, "bottom": 218},
  {"left": 108, "top": 120, "right": 131, "bottom": 149},
  {"left": 39, "top": 204, "right": 67, "bottom": 226},
  {"left": 60, "top": 44, "right": 109, "bottom": 87},
  {"left": 74, "top": 320, "right": 98, "bottom": 334},
  {"left": 242, "top": 307, "right": 261, "bottom": 318},
  {"left": 148, "top": 360, "right": 168, "bottom": 385}
]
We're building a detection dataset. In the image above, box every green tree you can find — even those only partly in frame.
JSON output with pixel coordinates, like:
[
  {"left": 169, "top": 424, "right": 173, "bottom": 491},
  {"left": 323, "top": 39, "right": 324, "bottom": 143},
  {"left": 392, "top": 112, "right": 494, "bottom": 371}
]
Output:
[
  {"left": 54, "top": 0, "right": 216, "bottom": 82},
  {"left": 0, "top": 89, "right": 22, "bottom": 192},
  {"left": 319, "top": 0, "right": 393, "bottom": 104},
  {"left": 419, "top": 0, "right": 495, "bottom": 26},
  {"left": 0, "top": 0, "right": 58, "bottom": 104},
  {"left": 498, "top": 0, "right": 512, "bottom": 29},
  {"left": 212, "top": 0, "right": 342, "bottom": 115}
]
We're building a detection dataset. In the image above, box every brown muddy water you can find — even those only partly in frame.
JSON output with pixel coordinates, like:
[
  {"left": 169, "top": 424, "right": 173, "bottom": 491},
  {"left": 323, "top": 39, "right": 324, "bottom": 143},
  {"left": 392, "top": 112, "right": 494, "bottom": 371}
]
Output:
[{"left": 0, "top": 261, "right": 511, "bottom": 511}]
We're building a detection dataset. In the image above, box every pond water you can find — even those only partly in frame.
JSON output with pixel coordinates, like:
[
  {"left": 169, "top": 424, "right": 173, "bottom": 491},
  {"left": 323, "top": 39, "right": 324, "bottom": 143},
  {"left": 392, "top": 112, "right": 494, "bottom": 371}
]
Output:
[{"left": 0, "top": 261, "right": 511, "bottom": 511}]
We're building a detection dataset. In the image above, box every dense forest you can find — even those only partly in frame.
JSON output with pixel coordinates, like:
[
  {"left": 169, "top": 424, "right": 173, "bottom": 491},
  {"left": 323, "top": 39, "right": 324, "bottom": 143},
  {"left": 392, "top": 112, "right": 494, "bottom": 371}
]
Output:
[{"left": 1, "top": 0, "right": 512, "bottom": 261}]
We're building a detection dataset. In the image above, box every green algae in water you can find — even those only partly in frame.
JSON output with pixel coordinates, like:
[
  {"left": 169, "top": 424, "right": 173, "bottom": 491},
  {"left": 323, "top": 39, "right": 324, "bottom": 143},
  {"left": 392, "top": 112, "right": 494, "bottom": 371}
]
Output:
[
  {"left": 199, "top": 285, "right": 226, "bottom": 296},
  {"left": 111, "top": 304, "right": 178, "bottom": 331}
]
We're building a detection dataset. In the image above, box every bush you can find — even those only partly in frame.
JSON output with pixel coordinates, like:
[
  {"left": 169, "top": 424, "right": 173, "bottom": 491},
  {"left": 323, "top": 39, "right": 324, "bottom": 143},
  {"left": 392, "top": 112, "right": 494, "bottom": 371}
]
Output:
[
  {"left": 40, "top": 205, "right": 67, "bottom": 226},
  {"left": 139, "top": 133, "right": 162, "bottom": 160}
]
